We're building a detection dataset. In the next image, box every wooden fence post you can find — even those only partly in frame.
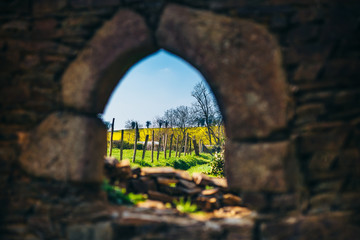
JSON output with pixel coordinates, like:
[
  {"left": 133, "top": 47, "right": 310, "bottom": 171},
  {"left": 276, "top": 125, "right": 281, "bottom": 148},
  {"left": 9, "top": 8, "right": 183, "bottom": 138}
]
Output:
[
  {"left": 164, "top": 134, "right": 168, "bottom": 159},
  {"left": 169, "top": 134, "right": 173, "bottom": 158},
  {"left": 189, "top": 136, "right": 192, "bottom": 155},
  {"left": 184, "top": 133, "right": 188, "bottom": 155},
  {"left": 157, "top": 136, "right": 162, "bottom": 161},
  {"left": 199, "top": 139, "right": 202, "bottom": 153},
  {"left": 193, "top": 136, "right": 199, "bottom": 156},
  {"left": 109, "top": 118, "right": 115, "bottom": 156},
  {"left": 175, "top": 135, "right": 179, "bottom": 157},
  {"left": 132, "top": 124, "right": 138, "bottom": 163},
  {"left": 120, "top": 129, "right": 124, "bottom": 160},
  {"left": 142, "top": 135, "right": 149, "bottom": 160},
  {"left": 151, "top": 130, "right": 155, "bottom": 163}
]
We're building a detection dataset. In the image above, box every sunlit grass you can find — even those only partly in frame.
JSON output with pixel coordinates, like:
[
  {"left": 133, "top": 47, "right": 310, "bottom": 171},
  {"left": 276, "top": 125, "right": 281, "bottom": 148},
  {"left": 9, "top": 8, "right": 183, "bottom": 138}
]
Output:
[{"left": 107, "top": 148, "right": 218, "bottom": 176}]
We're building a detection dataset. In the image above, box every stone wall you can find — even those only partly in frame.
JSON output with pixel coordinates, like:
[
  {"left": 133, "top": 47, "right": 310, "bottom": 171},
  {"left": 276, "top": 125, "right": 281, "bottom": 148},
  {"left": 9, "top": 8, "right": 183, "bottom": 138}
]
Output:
[{"left": 0, "top": 0, "right": 359, "bottom": 239}]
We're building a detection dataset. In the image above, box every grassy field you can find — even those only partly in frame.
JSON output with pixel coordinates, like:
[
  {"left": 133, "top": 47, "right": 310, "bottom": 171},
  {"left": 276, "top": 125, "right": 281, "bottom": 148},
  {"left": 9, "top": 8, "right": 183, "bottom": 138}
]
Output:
[{"left": 108, "top": 148, "right": 217, "bottom": 176}]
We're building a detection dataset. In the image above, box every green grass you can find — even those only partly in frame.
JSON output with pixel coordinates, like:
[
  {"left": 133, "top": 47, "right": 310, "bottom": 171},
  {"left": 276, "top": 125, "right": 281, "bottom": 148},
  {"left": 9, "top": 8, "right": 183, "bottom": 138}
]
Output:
[{"left": 108, "top": 148, "right": 217, "bottom": 175}]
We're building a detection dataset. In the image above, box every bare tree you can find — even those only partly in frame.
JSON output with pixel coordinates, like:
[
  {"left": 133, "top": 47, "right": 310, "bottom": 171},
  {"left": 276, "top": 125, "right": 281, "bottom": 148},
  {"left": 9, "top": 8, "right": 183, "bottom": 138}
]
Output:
[
  {"left": 125, "top": 119, "right": 136, "bottom": 129},
  {"left": 172, "top": 105, "right": 192, "bottom": 143},
  {"left": 191, "top": 82, "right": 223, "bottom": 145},
  {"left": 146, "top": 121, "right": 151, "bottom": 128}
]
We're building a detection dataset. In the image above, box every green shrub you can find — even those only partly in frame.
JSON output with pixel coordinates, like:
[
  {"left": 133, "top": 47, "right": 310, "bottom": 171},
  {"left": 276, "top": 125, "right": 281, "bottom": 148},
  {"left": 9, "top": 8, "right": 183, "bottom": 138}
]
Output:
[
  {"left": 102, "top": 179, "right": 146, "bottom": 205},
  {"left": 173, "top": 197, "right": 198, "bottom": 213},
  {"left": 209, "top": 149, "right": 224, "bottom": 177}
]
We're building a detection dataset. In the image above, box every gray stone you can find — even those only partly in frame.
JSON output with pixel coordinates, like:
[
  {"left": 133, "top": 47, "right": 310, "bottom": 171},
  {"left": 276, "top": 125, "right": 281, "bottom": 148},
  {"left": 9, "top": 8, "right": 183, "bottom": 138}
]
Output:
[
  {"left": 62, "top": 9, "right": 155, "bottom": 113},
  {"left": 225, "top": 140, "right": 292, "bottom": 192},
  {"left": 157, "top": 4, "right": 288, "bottom": 139},
  {"left": 19, "top": 112, "right": 106, "bottom": 182}
]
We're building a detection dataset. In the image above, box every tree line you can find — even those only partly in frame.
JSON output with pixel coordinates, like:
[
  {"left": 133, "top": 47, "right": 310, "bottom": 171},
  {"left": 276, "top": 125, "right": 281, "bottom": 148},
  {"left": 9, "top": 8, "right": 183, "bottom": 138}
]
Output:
[{"left": 103, "top": 82, "right": 224, "bottom": 147}]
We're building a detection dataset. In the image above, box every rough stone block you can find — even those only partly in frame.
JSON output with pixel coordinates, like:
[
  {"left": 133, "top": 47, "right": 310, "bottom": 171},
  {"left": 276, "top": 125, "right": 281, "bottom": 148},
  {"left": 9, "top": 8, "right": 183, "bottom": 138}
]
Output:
[
  {"left": 293, "top": 62, "right": 323, "bottom": 82},
  {"left": 33, "top": 0, "right": 67, "bottom": 14},
  {"left": 261, "top": 213, "right": 359, "bottom": 240},
  {"left": 62, "top": 9, "right": 155, "bottom": 113},
  {"left": 298, "top": 125, "right": 350, "bottom": 154},
  {"left": 225, "top": 140, "right": 292, "bottom": 192},
  {"left": 157, "top": 4, "right": 288, "bottom": 139},
  {"left": 19, "top": 112, "right": 106, "bottom": 182}
]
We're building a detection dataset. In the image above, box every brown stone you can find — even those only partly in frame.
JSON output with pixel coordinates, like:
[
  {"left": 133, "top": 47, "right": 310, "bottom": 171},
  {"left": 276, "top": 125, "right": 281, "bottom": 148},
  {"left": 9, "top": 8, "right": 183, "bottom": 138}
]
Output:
[
  {"left": 33, "top": 0, "right": 67, "bottom": 14},
  {"left": 271, "top": 194, "right": 297, "bottom": 211},
  {"left": 157, "top": 4, "right": 288, "bottom": 139},
  {"left": 147, "top": 190, "right": 174, "bottom": 203},
  {"left": 192, "top": 173, "right": 212, "bottom": 186},
  {"left": 178, "top": 179, "right": 197, "bottom": 189},
  {"left": 156, "top": 177, "right": 179, "bottom": 186},
  {"left": 128, "top": 177, "right": 156, "bottom": 193},
  {"left": 299, "top": 125, "right": 350, "bottom": 154},
  {"left": 201, "top": 188, "right": 219, "bottom": 196},
  {"left": 141, "top": 167, "right": 176, "bottom": 177},
  {"left": 226, "top": 140, "right": 291, "bottom": 192},
  {"left": 175, "top": 170, "right": 192, "bottom": 181},
  {"left": 241, "top": 192, "right": 268, "bottom": 210},
  {"left": 61, "top": 9, "right": 155, "bottom": 113},
  {"left": 136, "top": 200, "right": 167, "bottom": 209},
  {"left": 19, "top": 112, "right": 106, "bottom": 182},
  {"left": 308, "top": 151, "right": 338, "bottom": 171},
  {"left": 293, "top": 62, "right": 323, "bottom": 82},
  {"left": 223, "top": 194, "right": 242, "bottom": 206},
  {"left": 210, "top": 178, "right": 228, "bottom": 189},
  {"left": 261, "top": 213, "right": 358, "bottom": 240}
]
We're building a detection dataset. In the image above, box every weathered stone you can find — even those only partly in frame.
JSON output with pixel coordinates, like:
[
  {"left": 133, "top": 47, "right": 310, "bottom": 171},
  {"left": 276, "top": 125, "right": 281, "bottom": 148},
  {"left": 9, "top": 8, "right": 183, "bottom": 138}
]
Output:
[
  {"left": 157, "top": 4, "right": 288, "bottom": 139},
  {"left": 222, "top": 194, "right": 242, "bottom": 206},
  {"left": 295, "top": 103, "right": 326, "bottom": 125},
  {"left": 33, "top": 0, "right": 67, "bottom": 14},
  {"left": 293, "top": 62, "right": 323, "bottom": 82},
  {"left": 147, "top": 190, "right": 174, "bottom": 203},
  {"left": 175, "top": 170, "right": 192, "bottom": 181},
  {"left": 226, "top": 140, "right": 291, "bottom": 192},
  {"left": 128, "top": 177, "right": 156, "bottom": 193},
  {"left": 309, "top": 193, "right": 338, "bottom": 213},
  {"left": 287, "top": 24, "right": 319, "bottom": 44},
  {"left": 156, "top": 177, "right": 179, "bottom": 186},
  {"left": 210, "top": 178, "right": 228, "bottom": 189},
  {"left": 141, "top": 167, "right": 176, "bottom": 177},
  {"left": 261, "top": 213, "right": 359, "bottom": 240},
  {"left": 178, "top": 179, "right": 196, "bottom": 189},
  {"left": 299, "top": 125, "right": 350, "bottom": 154},
  {"left": 241, "top": 192, "right": 268, "bottom": 210},
  {"left": 135, "top": 200, "right": 166, "bottom": 210},
  {"left": 19, "top": 112, "right": 106, "bottom": 182},
  {"left": 308, "top": 151, "right": 338, "bottom": 172},
  {"left": 61, "top": 9, "right": 155, "bottom": 113},
  {"left": 201, "top": 188, "right": 219, "bottom": 196},
  {"left": 271, "top": 194, "right": 297, "bottom": 211},
  {"left": 2, "top": 20, "right": 29, "bottom": 32},
  {"left": 67, "top": 222, "right": 113, "bottom": 240}
]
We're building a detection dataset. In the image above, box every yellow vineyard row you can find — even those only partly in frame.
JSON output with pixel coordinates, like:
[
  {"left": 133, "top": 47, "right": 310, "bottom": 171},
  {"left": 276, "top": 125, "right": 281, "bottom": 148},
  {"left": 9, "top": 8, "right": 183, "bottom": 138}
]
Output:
[{"left": 107, "top": 126, "right": 224, "bottom": 146}]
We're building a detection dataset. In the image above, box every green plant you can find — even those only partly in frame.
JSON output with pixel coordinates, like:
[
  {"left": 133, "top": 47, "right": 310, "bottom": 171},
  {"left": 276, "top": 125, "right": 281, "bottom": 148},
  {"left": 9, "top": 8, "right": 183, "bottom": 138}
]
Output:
[
  {"left": 173, "top": 197, "right": 198, "bottom": 213},
  {"left": 209, "top": 149, "right": 224, "bottom": 177},
  {"left": 102, "top": 180, "right": 146, "bottom": 205}
]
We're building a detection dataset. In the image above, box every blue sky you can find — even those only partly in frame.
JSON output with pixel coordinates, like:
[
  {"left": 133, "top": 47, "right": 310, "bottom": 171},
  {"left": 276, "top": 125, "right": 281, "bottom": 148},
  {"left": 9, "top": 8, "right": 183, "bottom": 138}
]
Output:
[{"left": 102, "top": 49, "right": 206, "bottom": 130}]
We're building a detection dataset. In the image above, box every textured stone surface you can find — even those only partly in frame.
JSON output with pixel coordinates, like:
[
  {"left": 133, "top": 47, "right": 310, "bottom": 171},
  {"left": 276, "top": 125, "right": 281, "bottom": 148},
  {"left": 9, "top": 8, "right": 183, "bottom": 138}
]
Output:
[
  {"left": 19, "top": 112, "right": 106, "bottom": 182},
  {"left": 1, "top": 1, "right": 360, "bottom": 239},
  {"left": 261, "top": 213, "right": 360, "bottom": 240},
  {"left": 225, "top": 140, "right": 291, "bottom": 192},
  {"left": 157, "top": 4, "right": 288, "bottom": 139},
  {"left": 62, "top": 9, "right": 155, "bottom": 113}
]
